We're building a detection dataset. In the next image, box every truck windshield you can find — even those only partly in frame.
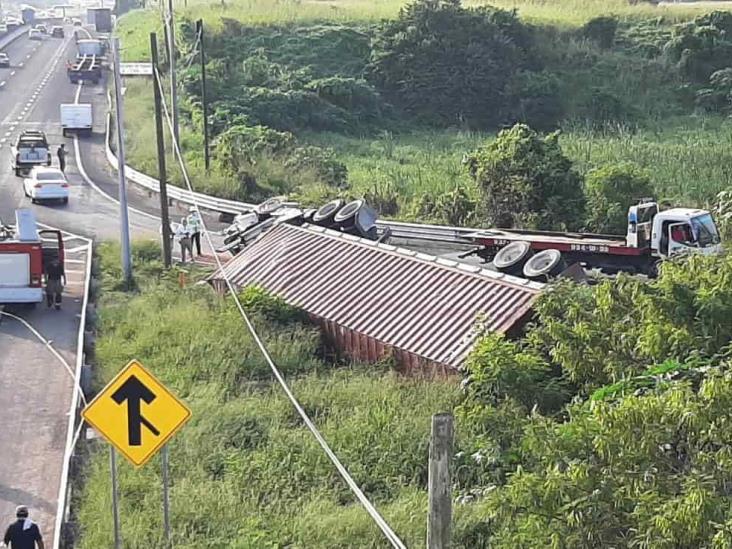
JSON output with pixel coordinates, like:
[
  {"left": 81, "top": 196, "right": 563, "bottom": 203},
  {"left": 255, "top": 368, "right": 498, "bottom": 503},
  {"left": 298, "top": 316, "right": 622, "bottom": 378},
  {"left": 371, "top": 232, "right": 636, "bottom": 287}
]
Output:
[{"left": 690, "top": 214, "right": 721, "bottom": 247}]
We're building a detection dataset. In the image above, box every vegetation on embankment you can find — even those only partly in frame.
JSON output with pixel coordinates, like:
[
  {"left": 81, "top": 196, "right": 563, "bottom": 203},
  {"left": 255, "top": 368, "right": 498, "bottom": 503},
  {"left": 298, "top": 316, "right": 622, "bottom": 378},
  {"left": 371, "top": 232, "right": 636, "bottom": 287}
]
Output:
[
  {"left": 117, "top": 1, "right": 732, "bottom": 228},
  {"left": 77, "top": 233, "right": 732, "bottom": 546},
  {"left": 74, "top": 241, "right": 462, "bottom": 547}
]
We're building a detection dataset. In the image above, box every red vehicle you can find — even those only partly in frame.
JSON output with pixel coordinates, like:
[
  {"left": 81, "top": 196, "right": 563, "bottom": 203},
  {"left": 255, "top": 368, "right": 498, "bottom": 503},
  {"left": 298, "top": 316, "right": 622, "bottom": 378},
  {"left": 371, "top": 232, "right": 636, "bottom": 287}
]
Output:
[
  {"left": 0, "top": 209, "right": 64, "bottom": 305},
  {"left": 466, "top": 200, "right": 723, "bottom": 279}
]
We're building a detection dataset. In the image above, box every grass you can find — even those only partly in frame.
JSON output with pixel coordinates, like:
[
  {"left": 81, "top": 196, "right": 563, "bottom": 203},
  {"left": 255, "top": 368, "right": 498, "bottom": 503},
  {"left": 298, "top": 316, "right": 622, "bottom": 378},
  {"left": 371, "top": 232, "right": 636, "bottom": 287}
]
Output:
[{"left": 75, "top": 241, "right": 463, "bottom": 548}]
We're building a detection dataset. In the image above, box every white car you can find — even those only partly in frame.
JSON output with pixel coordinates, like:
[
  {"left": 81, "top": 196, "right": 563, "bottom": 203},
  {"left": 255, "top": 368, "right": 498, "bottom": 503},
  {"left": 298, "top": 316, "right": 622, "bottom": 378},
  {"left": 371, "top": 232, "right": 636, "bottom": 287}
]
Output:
[
  {"left": 28, "top": 29, "right": 43, "bottom": 41},
  {"left": 0, "top": 53, "right": 9, "bottom": 68},
  {"left": 23, "top": 167, "right": 69, "bottom": 204},
  {"left": 0, "top": 24, "right": 8, "bottom": 33}
]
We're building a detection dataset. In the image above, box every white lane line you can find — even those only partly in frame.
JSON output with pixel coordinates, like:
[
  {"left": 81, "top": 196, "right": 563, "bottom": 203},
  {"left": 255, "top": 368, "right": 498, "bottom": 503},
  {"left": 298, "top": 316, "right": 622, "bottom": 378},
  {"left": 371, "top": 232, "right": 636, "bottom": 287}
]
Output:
[
  {"left": 0, "top": 82, "right": 5, "bottom": 87},
  {"left": 18, "top": 62, "right": 24, "bottom": 68},
  {"left": 0, "top": 138, "right": 5, "bottom": 143},
  {"left": 9, "top": 70, "right": 15, "bottom": 76},
  {"left": 72, "top": 84, "right": 159, "bottom": 222},
  {"left": 4, "top": 132, "right": 10, "bottom": 137}
]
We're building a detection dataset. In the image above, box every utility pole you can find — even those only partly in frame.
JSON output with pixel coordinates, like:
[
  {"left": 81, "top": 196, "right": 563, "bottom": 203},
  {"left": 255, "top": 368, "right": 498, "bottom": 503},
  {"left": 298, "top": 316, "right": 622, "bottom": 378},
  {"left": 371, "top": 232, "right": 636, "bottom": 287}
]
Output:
[
  {"left": 427, "top": 413, "right": 453, "bottom": 549},
  {"left": 112, "top": 38, "right": 133, "bottom": 283},
  {"left": 151, "top": 32, "right": 173, "bottom": 268},
  {"left": 196, "top": 19, "right": 210, "bottom": 173},
  {"left": 167, "top": 0, "right": 180, "bottom": 147}
]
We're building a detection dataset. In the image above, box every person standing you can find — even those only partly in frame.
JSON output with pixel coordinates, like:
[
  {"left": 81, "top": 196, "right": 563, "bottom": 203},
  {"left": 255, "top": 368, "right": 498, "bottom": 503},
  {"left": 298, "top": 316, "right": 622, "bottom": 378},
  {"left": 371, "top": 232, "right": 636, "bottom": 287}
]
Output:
[
  {"left": 174, "top": 218, "right": 193, "bottom": 264},
  {"left": 187, "top": 206, "right": 202, "bottom": 257},
  {"left": 3, "top": 505, "right": 45, "bottom": 549},
  {"left": 44, "top": 258, "right": 65, "bottom": 310},
  {"left": 57, "top": 144, "right": 67, "bottom": 173}
]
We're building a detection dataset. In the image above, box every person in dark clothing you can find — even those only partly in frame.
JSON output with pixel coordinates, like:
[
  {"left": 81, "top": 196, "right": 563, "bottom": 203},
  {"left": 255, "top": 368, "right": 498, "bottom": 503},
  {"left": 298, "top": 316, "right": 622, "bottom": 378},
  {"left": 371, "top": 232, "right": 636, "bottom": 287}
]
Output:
[
  {"left": 3, "top": 505, "right": 44, "bottom": 549},
  {"left": 56, "top": 144, "right": 67, "bottom": 173},
  {"left": 44, "top": 259, "right": 65, "bottom": 310}
]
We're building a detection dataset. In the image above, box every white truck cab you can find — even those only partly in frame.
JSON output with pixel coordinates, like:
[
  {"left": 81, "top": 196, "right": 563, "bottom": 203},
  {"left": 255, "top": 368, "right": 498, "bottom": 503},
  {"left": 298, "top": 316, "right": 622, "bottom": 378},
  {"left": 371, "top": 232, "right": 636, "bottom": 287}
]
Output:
[{"left": 627, "top": 201, "right": 722, "bottom": 259}]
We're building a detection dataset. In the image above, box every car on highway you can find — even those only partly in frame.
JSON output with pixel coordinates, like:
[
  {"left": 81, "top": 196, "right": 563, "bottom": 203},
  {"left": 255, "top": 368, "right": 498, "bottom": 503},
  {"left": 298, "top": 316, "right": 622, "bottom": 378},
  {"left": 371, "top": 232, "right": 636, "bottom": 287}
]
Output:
[
  {"left": 0, "top": 24, "right": 8, "bottom": 33},
  {"left": 23, "top": 167, "right": 69, "bottom": 204},
  {"left": 28, "top": 28, "right": 43, "bottom": 40},
  {"left": 72, "top": 18, "right": 82, "bottom": 26},
  {"left": 35, "top": 23, "right": 48, "bottom": 34},
  {"left": 51, "top": 25, "right": 64, "bottom": 38},
  {"left": 0, "top": 53, "right": 9, "bottom": 68}
]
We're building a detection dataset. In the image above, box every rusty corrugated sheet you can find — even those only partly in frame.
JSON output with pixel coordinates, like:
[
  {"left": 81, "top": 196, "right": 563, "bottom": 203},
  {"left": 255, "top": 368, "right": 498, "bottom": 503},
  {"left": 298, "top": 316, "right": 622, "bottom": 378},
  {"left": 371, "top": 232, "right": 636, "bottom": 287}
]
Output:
[{"left": 210, "top": 224, "right": 543, "bottom": 371}]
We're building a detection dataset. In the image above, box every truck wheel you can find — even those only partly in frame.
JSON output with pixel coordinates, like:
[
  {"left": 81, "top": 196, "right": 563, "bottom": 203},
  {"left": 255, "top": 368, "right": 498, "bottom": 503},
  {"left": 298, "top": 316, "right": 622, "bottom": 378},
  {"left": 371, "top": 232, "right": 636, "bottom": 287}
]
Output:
[
  {"left": 523, "top": 249, "right": 566, "bottom": 281},
  {"left": 62, "top": 129, "right": 67, "bottom": 137},
  {"left": 493, "top": 241, "right": 533, "bottom": 277},
  {"left": 313, "top": 199, "right": 344, "bottom": 226},
  {"left": 14, "top": 168, "right": 19, "bottom": 177},
  {"left": 62, "top": 197, "right": 68, "bottom": 204},
  {"left": 646, "top": 260, "right": 662, "bottom": 279}
]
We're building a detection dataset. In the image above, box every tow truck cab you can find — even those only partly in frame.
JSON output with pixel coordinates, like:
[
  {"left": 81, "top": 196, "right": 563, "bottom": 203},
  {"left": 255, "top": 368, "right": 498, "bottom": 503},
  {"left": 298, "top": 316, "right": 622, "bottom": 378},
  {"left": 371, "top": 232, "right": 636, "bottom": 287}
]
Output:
[
  {"left": 627, "top": 201, "right": 722, "bottom": 258},
  {"left": 0, "top": 210, "right": 64, "bottom": 304}
]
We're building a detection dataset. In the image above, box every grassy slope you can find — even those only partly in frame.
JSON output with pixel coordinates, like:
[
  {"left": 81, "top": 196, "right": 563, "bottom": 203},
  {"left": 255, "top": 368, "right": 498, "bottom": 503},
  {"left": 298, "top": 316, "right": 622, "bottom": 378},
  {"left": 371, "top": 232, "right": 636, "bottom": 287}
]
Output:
[
  {"left": 75, "top": 242, "right": 462, "bottom": 547},
  {"left": 116, "top": 1, "right": 732, "bottom": 218}
]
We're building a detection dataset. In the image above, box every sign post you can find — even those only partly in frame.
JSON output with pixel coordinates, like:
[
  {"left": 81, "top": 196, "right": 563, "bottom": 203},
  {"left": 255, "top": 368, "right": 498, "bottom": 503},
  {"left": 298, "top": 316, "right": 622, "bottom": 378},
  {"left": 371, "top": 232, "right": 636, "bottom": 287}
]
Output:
[{"left": 82, "top": 359, "right": 192, "bottom": 542}]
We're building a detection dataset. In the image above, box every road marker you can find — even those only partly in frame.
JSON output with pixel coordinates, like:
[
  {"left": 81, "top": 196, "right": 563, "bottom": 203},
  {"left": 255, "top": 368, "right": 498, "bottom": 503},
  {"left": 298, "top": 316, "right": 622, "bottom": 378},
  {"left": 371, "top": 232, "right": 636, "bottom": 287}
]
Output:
[
  {"left": 82, "top": 359, "right": 191, "bottom": 467},
  {"left": 10, "top": 70, "right": 15, "bottom": 76},
  {"left": 18, "top": 62, "right": 23, "bottom": 68}
]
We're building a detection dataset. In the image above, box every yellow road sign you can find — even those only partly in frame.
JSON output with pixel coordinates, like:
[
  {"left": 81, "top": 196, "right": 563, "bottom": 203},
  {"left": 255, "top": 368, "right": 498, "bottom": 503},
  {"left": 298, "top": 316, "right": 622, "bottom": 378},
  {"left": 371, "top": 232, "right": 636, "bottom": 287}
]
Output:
[{"left": 82, "top": 359, "right": 192, "bottom": 467}]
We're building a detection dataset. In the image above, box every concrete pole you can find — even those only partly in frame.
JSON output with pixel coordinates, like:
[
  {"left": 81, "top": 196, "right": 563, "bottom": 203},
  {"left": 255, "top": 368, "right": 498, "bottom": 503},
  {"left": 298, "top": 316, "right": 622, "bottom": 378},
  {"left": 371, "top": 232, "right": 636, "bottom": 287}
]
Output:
[
  {"left": 112, "top": 38, "right": 132, "bottom": 282},
  {"left": 427, "top": 413, "right": 453, "bottom": 549},
  {"left": 166, "top": 0, "right": 180, "bottom": 147}
]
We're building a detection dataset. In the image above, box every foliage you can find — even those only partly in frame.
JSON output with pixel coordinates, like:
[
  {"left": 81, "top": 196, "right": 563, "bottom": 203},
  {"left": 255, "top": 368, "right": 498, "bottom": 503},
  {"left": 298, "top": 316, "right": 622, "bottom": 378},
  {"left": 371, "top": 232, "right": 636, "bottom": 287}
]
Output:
[
  {"left": 76, "top": 242, "right": 461, "bottom": 548},
  {"left": 464, "top": 124, "right": 585, "bottom": 230},
  {"left": 582, "top": 16, "right": 618, "bottom": 49},
  {"left": 368, "top": 0, "right": 558, "bottom": 130},
  {"left": 412, "top": 184, "right": 477, "bottom": 225},
  {"left": 584, "top": 162, "right": 654, "bottom": 233},
  {"left": 663, "top": 13, "right": 732, "bottom": 84}
]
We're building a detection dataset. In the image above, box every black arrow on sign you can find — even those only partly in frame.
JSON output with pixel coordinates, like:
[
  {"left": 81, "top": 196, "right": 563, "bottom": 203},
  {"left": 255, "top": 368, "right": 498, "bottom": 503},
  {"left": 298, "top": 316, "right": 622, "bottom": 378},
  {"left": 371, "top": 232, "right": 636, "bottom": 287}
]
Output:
[{"left": 111, "top": 374, "right": 161, "bottom": 446}]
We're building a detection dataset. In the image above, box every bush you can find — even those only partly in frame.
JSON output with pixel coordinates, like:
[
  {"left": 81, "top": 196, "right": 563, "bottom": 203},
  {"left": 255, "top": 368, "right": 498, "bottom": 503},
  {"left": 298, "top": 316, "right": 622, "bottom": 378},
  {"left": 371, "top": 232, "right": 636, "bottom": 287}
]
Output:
[
  {"left": 504, "top": 70, "right": 564, "bottom": 131},
  {"left": 369, "top": 0, "right": 547, "bottom": 129},
  {"left": 582, "top": 16, "right": 618, "bottom": 49},
  {"left": 464, "top": 123, "right": 585, "bottom": 230},
  {"left": 695, "top": 67, "right": 732, "bottom": 113},
  {"left": 585, "top": 162, "right": 654, "bottom": 233}
]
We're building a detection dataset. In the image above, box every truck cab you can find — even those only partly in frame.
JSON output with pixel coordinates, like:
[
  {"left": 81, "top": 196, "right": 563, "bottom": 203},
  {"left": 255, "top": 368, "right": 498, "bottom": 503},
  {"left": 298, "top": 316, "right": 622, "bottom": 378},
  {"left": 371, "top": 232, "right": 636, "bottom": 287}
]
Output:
[{"left": 627, "top": 201, "right": 722, "bottom": 258}]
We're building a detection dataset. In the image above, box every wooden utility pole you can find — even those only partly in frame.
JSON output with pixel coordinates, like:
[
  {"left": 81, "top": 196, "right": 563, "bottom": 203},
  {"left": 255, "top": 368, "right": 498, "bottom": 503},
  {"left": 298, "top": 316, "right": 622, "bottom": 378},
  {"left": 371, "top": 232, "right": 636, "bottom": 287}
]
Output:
[
  {"left": 196, "top": 19, "right": 210, "bottom": 173},
  {"left": 151, "top": 32, "right": 173, "bottom": 268},
  {"left": 427, "top": 413, "right": 453, "bottom": 549}
]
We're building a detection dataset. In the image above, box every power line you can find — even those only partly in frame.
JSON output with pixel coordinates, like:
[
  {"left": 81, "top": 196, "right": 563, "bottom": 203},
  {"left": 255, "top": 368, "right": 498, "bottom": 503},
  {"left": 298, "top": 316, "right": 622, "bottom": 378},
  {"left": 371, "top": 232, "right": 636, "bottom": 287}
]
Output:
[{"left": 152, "top": 68, "right": 408, "bottom": 549}]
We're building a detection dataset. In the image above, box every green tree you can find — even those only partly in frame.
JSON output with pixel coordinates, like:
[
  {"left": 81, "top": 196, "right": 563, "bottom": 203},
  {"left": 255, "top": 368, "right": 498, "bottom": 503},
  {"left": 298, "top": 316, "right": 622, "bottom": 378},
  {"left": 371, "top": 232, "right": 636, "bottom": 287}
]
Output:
[
  {"left": 464, "top": 124, "right": 585, "bottom": 230},
  {"left": 585, "top": 163, "right": 654, "bottom": 234},
  {"left": 369, "top": 0, "right": 543, "bottom": 129}
]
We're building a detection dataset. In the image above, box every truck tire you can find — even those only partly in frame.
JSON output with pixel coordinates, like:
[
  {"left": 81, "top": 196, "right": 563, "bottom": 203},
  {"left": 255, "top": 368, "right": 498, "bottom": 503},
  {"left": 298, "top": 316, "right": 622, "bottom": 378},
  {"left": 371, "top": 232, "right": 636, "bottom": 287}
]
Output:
[
  {"left": 62, "top": 129, "right": 67, "bottom": 137},
  {"left": 493, "top": 241, "right": 533, "bottom": 277},
  {"left": 313, "top": 199, "right": 344, "bottom": 227},
  {"left": 523, "top": 249, "right": 566, "bottom": 281},
  {"left": 14, "top": 168, "right": 19, "bottom": 177}
]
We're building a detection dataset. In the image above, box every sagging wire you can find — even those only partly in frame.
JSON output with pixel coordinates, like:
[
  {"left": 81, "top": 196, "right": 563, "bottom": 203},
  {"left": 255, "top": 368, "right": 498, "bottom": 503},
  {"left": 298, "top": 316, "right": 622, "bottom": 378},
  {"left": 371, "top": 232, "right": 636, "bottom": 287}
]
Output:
[{"left": 152, "top": 67, "right": 408, "bottom": 549}]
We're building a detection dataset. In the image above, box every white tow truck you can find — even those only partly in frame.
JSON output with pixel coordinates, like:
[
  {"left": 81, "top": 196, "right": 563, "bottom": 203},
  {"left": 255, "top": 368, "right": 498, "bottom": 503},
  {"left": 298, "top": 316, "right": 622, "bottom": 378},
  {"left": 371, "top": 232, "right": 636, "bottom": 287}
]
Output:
[
  {"left": 467, "top": 200, "right": 723, "bottom": 279},
  {"left": 0, "top": 209, "right": 64, "bottom": 305}
]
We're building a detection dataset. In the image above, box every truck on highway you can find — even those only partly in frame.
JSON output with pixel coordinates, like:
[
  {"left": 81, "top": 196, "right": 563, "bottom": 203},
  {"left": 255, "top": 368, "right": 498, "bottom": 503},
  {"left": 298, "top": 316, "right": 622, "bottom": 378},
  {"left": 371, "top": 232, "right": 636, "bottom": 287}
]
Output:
[
  {"left": 76, "top": 38, "right": 105, "bottom": 58},
  {"left": 60, "top": 103, "right": 92, "bottom": 136},
  {"left": 466, "top": 200, "right": 723, "bottom": 280},
  {"left": 67, "top": 55, "right": 101, "bottom": 84},
  {"left": 21, "top": 6, "right": 35, "bottom": 25},
  {"left": 11, "top": 130, "right": 52, "bottom": 176},
  {"left": 0, "top": 209, "right": 64, "bottom": 305}
]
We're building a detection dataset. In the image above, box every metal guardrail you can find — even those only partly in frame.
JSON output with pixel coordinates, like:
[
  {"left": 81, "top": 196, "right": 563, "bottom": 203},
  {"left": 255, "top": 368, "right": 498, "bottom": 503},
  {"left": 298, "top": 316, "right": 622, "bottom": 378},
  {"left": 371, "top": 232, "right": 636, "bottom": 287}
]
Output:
[{"left": 104, "top": 113, "right": 482, "bottom": 244}]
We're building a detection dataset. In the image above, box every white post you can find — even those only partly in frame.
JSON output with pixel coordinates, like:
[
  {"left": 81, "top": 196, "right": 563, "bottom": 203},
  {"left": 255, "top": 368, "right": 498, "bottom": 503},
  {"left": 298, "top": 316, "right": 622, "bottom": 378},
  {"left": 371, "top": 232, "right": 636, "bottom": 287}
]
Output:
[
  {"left": 112, "top": 38, "right": 132, "bottom": 282},
  {"left": 162, "top": 445, "right": 171, "bottom": 547},
  {"left": 110, "top": 447, "right": 121, "bottom": 549}
]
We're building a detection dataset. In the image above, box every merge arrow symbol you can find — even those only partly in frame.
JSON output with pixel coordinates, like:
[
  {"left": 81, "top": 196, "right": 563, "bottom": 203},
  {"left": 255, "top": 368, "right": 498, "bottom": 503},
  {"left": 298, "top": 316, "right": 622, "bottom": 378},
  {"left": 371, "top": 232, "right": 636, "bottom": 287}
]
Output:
[{"left": 111, "top": 374, "right": 160, "bottom": 446}]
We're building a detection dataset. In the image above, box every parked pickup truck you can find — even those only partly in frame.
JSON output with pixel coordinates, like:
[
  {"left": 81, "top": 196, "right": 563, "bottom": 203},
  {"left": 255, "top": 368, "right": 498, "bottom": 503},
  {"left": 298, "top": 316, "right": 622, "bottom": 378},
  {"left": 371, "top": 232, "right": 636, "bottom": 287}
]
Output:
[{"left": 10, "top": 130, "right": 52, "bottom": 176}]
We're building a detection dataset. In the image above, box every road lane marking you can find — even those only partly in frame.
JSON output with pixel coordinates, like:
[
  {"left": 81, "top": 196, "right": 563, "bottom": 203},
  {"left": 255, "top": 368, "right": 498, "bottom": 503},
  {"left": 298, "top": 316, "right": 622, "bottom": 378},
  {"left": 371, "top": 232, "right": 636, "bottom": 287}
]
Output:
[
  {"left": 18, "top": 62, "right": 24, "bottom": 68},
  {"left": 10, "top": 70, "right": 15, "bottom": 76}
]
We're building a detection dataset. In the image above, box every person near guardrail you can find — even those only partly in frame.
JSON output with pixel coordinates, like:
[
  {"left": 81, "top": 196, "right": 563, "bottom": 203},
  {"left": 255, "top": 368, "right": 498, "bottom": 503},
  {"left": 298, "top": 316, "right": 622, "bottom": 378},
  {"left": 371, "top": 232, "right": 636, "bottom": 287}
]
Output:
[
  {"left": 3, "top": 505, "right": 45, "bottom": 549},
  {"left": 56, "top": 144, "right": 67, "bottom": 173},
  {"left": 45, "top": 258, "right": 65, "bottom": 310},
  {"left": 174, "top": 217, "right": 193, "bottom": 264},
  {"left": 187, "top": 206, "right": 202, "bottom": 257}
]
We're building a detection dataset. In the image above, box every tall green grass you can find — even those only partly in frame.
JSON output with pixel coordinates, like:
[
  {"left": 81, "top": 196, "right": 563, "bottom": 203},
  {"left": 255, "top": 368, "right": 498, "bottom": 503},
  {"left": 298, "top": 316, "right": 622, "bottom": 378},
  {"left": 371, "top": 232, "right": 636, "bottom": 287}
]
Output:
[{"left": 75, "top": 241, "right": 462, "bottom": 548}]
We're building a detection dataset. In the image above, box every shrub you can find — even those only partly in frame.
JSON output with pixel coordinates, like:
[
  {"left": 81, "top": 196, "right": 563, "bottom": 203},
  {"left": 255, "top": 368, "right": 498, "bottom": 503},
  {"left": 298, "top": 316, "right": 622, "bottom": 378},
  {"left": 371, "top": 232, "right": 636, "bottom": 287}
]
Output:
[
  {"left": 464, "top": 123, "right": 585, "bottom": 230},
  {"left": 582, "top": 16, "right": 618, "bottom": 49},
  {"left": 695, "top": 67, "right": 732, "bottom": 113},
  {"left": 504, "top": 70, "right": 564, "bottom": 131},
  {"left": 369, "top": 0, "right": 547, "bottom": 129},
  {"left": 585, "top": 162, "right": 654, "bottom": 234}
]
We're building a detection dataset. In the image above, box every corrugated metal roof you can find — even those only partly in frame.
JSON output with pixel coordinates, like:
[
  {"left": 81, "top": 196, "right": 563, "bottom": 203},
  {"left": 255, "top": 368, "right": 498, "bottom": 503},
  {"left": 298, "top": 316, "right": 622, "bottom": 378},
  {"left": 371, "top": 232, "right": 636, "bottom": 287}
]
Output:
[{"left": 210, "top": 224, "right": 543, "bottom": 370}]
